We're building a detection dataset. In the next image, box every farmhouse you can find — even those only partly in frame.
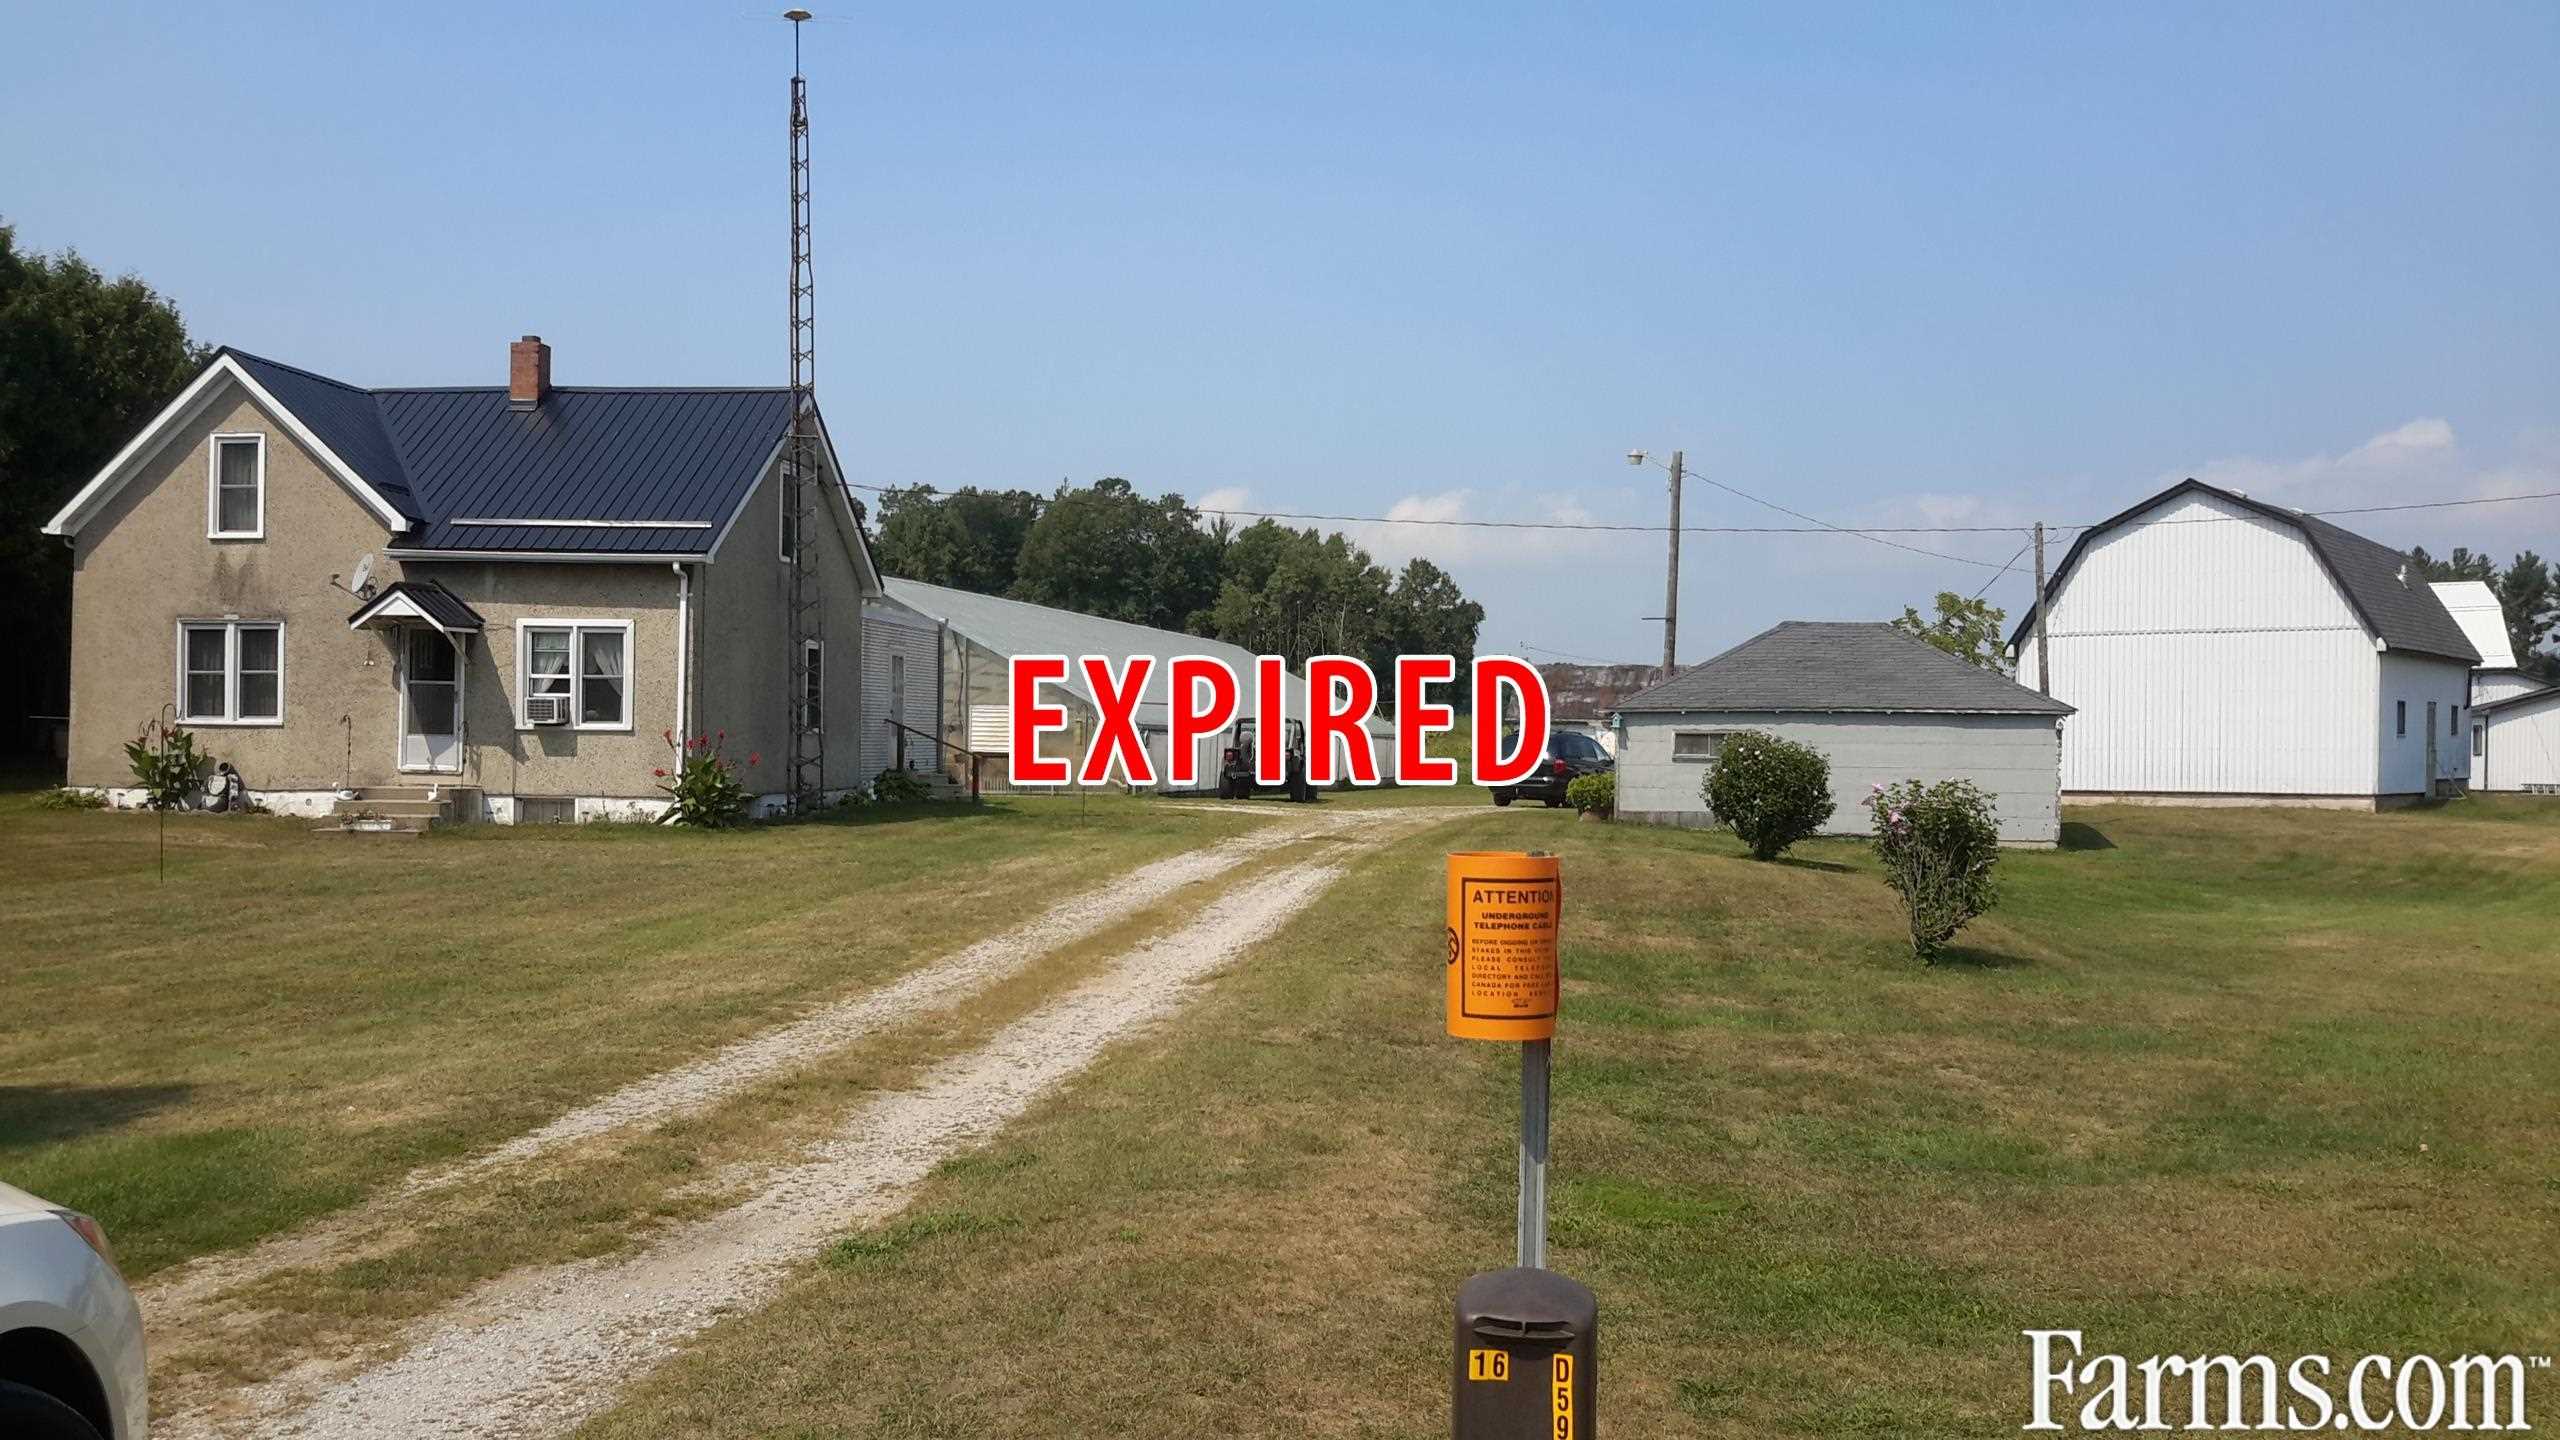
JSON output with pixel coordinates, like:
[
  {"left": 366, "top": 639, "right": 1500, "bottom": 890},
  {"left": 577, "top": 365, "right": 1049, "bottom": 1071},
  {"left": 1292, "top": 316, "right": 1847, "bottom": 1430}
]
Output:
[
  {"left": 2011, "top": 479, "right": 2478, "bottom": 809},
  {"left": 878, "top": 576, "right": 1399, "bottom": 791},
  {"left": 1611, "top": 621, "right": 2073, "bottom": 845},
  {"left": 41, "top": 340, "right": 885, "bottom": 823}
]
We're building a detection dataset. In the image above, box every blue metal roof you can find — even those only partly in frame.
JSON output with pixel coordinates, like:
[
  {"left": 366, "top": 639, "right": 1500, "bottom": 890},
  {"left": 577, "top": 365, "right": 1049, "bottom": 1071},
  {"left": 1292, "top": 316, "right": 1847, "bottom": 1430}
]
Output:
[{"left": 223, "top": 349, "right": 796, "bottom": 557}]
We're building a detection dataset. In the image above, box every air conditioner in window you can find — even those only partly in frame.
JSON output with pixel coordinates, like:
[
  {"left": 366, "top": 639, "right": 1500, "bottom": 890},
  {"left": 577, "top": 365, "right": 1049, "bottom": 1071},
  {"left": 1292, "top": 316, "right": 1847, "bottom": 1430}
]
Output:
[{"left": 526, "top": 693, "right": 572, "bottom": 726}]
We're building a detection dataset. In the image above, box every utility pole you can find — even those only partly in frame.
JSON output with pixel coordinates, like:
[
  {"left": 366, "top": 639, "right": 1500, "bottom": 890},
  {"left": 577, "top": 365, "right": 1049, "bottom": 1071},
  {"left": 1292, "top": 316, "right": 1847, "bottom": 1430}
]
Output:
[
  {"left": 2031, "top": 521, "right": 2051, "bottom": 696},
  {"left": 1661, "top": 450, "right": 1683, "bottom": 681}
]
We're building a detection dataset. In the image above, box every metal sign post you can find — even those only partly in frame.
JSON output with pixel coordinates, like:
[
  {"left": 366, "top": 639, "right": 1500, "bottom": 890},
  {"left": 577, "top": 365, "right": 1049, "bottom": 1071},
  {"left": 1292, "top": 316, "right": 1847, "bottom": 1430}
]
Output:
[{"left": 1446, "top": 850, "right": 1595, "bottom": 1438}]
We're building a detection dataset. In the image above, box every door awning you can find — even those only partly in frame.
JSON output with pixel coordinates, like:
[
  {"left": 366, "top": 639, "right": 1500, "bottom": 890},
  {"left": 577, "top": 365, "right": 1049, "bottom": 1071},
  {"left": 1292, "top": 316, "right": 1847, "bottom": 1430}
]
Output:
[{"left": 348, "top": 580, "right": 485, "bottom": 637}]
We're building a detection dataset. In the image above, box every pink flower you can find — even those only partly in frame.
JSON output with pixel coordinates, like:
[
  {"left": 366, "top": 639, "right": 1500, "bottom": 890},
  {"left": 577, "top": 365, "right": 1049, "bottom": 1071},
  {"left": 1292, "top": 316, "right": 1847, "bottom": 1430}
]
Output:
[{"left": 747, "top": 751, "right": 761, "bottom": 766}]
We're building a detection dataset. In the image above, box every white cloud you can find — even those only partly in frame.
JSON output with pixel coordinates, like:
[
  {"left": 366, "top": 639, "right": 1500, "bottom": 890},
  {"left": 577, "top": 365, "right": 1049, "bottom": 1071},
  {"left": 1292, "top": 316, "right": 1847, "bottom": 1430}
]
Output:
[
  {"left": 2170, "top": 417, "right": 2560, "bottom": 554},
  {"left": 1332, "top": 488, "right": 1617, "bottom": 570}
]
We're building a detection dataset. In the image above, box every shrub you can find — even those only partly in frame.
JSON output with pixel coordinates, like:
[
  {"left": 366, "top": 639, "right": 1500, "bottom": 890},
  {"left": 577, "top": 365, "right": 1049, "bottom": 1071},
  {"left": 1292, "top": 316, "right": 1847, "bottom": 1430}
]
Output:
[
  {"left": 1864, "top": 779, "right": 2002, "bottom": 963},
  {"left": 1565, "top": 771, "right": 1615, "bottom": 818},
  {"left": 35, "top": 787, "right": 106, "bottom": 812},
  {"left": 125, "top": 714, "right": 210, "bottom": 810},
  {"left": 872, "top": 767, "right": 932, "bottom": 805},
  {"left": 656, "top": 730, "right": 758, "bottom": 828},
  {"left": 1702, "top": 731, "right": 1831, "bottom": 860}
]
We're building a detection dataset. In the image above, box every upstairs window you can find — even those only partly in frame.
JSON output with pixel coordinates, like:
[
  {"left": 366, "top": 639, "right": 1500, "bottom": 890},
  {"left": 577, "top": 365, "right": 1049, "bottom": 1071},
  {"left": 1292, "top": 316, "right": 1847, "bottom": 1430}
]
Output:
[
  {"left": 2450, "top": 704, "right": 2460, "bottom": 736},
  {"left": 178, "top": 620, "right": 283, "bottom": 724},
  {"left": 209, "top": 434, "right": 265, "bottom": 538},
  {"left": 2396, "top": 701, "right": 2406, "bottom": 737},
  {"left": 779, "top": 461, "right": 801, "bottom": 563}
]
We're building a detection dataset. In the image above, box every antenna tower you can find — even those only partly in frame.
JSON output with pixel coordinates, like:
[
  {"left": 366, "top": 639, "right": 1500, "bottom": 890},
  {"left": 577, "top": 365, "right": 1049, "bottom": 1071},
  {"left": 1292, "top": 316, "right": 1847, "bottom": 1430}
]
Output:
[{"left": 783, "top": 9, "right": 824, "bottom": 811}]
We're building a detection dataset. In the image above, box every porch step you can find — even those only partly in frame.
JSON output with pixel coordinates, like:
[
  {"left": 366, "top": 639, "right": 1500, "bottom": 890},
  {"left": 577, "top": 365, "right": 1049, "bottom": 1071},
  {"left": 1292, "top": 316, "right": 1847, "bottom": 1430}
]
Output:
[{"left": 318, "top": 784, "right": 482, "bottom": 836}]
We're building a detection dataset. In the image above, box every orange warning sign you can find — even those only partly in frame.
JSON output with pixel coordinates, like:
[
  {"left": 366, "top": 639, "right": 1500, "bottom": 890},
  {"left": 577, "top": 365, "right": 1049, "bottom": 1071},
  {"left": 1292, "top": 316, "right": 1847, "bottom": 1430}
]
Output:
[{"left": 1445, "top": 851, "right": 1561, "bottom": 1040}]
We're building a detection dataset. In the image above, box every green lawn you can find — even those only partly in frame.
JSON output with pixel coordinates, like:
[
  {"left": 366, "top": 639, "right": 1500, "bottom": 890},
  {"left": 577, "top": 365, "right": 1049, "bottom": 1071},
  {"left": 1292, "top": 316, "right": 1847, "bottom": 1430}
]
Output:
[
  {"left": 570, "top": 797, "right": 2560, "bottom": 1439},
  {"left": 0, "top": 791, "right": 1258, "bottom": 1278}
]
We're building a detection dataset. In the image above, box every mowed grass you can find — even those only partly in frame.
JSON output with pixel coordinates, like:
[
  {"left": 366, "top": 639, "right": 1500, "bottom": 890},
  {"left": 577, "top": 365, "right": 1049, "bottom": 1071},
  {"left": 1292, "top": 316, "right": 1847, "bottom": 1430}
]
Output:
[
  {"left": 0, "top": 791, "right": 1257, "bottom": 1278},
  {"left": 574, "top": 798, "right": 2560, "bottom": 1439}
]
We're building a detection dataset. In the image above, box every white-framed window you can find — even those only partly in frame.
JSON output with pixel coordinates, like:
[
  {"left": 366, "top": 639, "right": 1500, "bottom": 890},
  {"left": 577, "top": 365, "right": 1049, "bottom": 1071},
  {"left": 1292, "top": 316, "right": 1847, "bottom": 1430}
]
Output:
[
  {"left": 1671, "top": 730, "right": 1732, "bottom": 762},
  {"left": 176, "top": 620, "right": 283, "bottom": 724},
  {"left": 800, "top": 639, "right": 824, "bottom": 731},
  {"left": 207, "top": 433, "right": 265, "bottom": 538},
  {"left": 517, "top": 619, "right": 632, "bottom": 730},
  {"left": 779, "top": 461, "right": 800, "bottom": 563}
]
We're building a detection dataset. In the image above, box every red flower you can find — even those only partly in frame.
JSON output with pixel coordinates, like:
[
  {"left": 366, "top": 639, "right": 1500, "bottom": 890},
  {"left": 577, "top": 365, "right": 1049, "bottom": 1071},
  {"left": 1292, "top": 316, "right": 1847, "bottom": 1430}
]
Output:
[
  {"left": 747, "top": 751, "right": 761, "bottom": 766},
  {"left": 652, "top": 768, "right": 668, "bottom": 778},
  {"left": 716, "top": 728, "right": 726, "bottom": 742}
]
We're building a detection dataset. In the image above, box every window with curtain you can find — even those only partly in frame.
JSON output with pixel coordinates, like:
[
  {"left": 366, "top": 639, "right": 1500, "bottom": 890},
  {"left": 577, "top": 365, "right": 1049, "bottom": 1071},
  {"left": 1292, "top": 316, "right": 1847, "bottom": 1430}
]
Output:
[
  {"left": 520, "top": 622, "right": 631, "bottom": 728},
  {"left": 212, "top": 435, "right": 263, "bottom": 536},
  {"left": 1671, "top": 730, "right": 1731, "bottom": 762},
  {"left": 178, "top": 621, "right": 283, "bottom": 722}
]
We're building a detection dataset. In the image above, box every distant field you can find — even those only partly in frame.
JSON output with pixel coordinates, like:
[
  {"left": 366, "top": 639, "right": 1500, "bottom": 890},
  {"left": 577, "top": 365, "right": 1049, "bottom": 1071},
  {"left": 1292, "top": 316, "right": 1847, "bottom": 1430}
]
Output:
[{"left": 570, "top": 796, "right": 2560, "bottom": 1439}]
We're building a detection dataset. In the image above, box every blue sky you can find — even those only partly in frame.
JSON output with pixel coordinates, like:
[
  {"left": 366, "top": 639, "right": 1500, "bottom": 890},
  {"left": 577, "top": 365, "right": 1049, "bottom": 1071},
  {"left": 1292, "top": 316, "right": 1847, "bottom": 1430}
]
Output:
[{"left": 8, "top": 2, "right": 2555, "bottom": 663}]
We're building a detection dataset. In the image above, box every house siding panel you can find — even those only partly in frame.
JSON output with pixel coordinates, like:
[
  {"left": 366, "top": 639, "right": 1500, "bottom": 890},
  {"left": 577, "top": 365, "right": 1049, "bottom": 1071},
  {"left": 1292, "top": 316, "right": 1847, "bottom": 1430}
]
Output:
[
  {"left": 2477, "top": 691, "right": 2560, "bottom": 791},
  {"left": 859, "top": 604, "right": 941, "bottom": 779}
]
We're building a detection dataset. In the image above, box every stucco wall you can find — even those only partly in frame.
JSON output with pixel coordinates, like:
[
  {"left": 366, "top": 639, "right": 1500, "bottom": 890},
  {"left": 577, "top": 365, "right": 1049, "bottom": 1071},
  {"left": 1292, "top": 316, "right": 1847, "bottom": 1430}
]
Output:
[
  {"left": 690, "top": 450, "right": 867, "bottom": 795},
  {"left": 67, "top": 384, "right": 401, "bottom": 791},
  {"left": 1616, "top": 711, "right": 2065, "bottom": 845}
]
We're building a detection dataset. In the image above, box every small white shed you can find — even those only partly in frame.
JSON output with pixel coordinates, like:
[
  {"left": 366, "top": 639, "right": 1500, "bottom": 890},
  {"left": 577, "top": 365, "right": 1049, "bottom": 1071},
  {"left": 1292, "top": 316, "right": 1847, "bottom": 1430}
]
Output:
[
  {"left": 2472, "top": 686, "right": 2560, "bottom": 793},
  {"left": 1613, "top": 622, "right": 2074, "bottom": 846},
  {"left": 858, "top": 600, "right": 942, "bottom": 779}
]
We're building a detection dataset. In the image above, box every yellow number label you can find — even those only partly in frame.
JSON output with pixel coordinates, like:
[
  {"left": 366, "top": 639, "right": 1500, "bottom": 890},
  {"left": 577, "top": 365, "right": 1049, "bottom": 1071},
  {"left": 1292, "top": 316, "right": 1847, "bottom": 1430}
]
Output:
[
  {"left": 1466, "top": 1348, "right": 1510, "bottom": 1382},
  {"left": 1551, "top": 1353, "right": 1575, "bottom": 1439}
]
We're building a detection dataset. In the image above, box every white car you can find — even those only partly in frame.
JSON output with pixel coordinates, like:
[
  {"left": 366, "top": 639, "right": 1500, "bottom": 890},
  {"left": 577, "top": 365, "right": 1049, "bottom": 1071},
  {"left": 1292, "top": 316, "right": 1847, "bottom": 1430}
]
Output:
[{"left": 0, "top": 1180, "right": 145, "bottom": 1438}]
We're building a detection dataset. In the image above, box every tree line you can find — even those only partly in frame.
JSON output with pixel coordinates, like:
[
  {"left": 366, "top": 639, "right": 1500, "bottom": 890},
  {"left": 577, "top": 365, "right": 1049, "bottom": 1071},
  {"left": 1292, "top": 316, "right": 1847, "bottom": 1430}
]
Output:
[{"left": 870, "top": 479, "right": 1487, "bottom": 691}]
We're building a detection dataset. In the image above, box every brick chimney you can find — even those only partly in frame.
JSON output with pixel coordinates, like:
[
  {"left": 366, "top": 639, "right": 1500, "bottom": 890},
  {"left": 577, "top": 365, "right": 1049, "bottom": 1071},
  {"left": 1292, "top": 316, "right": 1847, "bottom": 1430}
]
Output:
[{"left": 508, "top": 335, "right": 552, "bottom": 411}]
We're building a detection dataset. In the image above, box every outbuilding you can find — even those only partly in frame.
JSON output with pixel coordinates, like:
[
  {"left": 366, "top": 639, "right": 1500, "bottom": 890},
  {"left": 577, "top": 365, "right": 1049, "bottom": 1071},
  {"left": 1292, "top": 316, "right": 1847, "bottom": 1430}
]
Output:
[
  {"left": 2472, "top": 686, "right": 2560, "bottom": 794},
  {"left": 1612, "top": 621, "right": 2074, "bottom": 846},
  {"left": 876, "top": 576, "right": 1399, "bottom": 792}
]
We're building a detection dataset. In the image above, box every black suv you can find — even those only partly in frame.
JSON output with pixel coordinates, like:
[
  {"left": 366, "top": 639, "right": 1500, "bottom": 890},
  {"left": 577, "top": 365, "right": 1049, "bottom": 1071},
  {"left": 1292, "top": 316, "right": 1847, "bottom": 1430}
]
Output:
[{"left": 1490, "top": 729, "right": 1613, "bottom": 807}]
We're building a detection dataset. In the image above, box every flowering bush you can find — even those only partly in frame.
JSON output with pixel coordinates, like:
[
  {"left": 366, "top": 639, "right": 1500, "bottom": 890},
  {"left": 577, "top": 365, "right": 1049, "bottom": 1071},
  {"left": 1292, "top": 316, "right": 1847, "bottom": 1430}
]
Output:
[
  {"left": 125, "top": 713, "right": 210, "bottom": 810},
  {"left": 1864, "top": 779, "right": 2002, "bottom": 963},
  {"left": 872, "top": 767, "right": 931, "bottom": 805},
  {"left": 1702, "top": 731, "right": 1831, "bottom": 860},
  {"left": 656, "top": 729, "right": 758, "bottom": 828},
  {"left": 1565, "top": 771, "right": 1615, "bottom": 818}
]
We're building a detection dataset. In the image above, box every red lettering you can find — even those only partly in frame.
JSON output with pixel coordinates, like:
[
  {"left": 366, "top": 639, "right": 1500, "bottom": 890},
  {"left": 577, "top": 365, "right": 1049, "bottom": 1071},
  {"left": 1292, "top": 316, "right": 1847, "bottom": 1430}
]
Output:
[
  {"left": 1008, "top": 655, "right": 1072, "bottom": 785},
  {"left": 1078, "top": 655, "right": 1156, "bottom": 785},
  {"left": 1255, "top": 655, "right": 1289, "bottom": 784},
  {"left": 1471, "top": 656, "right": 1548, "bottom": 787},
  {"left": 1304, "top": 656, "right": 1380, "bottom": 785},
  {"left": 1395, "top": 654, "right": 1459, "bottom": 784},
  {"left": 1166, "top": 656, "right": 1238, "bottom": 787}
]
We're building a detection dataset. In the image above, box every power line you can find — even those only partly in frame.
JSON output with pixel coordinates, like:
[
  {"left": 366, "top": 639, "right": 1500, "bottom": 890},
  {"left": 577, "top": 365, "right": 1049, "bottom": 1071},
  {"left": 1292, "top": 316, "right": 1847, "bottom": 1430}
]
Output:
[
  {"left": 1972, "top": 538, "right": 2035, "bottom": 599},
  {"left": 847, "top": 478, "right": 2560, "bottom": 545},
  {"left": 1637, "top": 453, "right": 2009, "bottom": 569}
]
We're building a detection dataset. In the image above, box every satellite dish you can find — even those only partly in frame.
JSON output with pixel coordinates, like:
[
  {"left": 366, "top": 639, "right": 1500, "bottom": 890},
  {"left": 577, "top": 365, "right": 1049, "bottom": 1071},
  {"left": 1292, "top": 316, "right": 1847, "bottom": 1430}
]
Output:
[{"left": 350, "top": 552, "right": 377, "bottom": 600}]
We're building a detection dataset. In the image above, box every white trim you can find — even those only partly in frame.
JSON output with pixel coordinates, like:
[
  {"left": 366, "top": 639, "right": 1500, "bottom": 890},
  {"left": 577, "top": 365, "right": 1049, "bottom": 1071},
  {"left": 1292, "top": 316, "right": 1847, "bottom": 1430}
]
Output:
[
  {"left": 43, "top": 354, "right": 409, "bottom": 536},
  {"left": 387, "top": 549, "right": 689, "bottom": 565},
  {"left": 175, "top": 618, "right": 286, "bottom": 726},
  {"left": 673, "top": 562, "right": 692, "bottom": 744},
  {"left": 450, "top": 517, "right": 714, "bottom": 530},
  {"left": 393, "top": 626, "right": 468, "bottom": 774},
  {"left": 514, "top": 617, "right": 635, "bottom": 731},
  {"left": 206, "top": 432, "right": 266, "bottom": 539}
]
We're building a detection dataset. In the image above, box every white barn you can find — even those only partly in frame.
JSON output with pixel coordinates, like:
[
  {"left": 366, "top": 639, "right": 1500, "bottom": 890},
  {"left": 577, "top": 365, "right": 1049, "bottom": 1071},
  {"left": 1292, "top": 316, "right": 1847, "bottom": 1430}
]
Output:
[
  {"left": 1612, "top": 622, "right": 2073, "bottom": 846},
  {"left": 2432, "top": 578, "right": 2548, "bottom": 708},
  {"left": 2011, "top": 480, "right": 2480, "bottom": 808}
]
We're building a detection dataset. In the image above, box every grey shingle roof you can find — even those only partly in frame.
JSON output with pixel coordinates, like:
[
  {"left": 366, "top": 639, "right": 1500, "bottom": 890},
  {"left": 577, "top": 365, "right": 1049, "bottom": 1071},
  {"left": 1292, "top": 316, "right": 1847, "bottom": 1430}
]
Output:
[
  {"left": 1616, "top": 621, "right": 2074, "bottom": 716},
  {"left": 224, "top": 349, "right": 795, "bottom": 557},
  {"left": 2009, "top": 479, "right": 2480, "bottom": 665}
]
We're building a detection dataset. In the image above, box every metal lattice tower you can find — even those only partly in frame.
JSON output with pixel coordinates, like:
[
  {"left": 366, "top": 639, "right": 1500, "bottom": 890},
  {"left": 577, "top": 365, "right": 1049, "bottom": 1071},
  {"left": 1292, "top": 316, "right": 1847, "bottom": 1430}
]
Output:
[{"left": 783, "top": 9, "right": 824, "bottom": 811}]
